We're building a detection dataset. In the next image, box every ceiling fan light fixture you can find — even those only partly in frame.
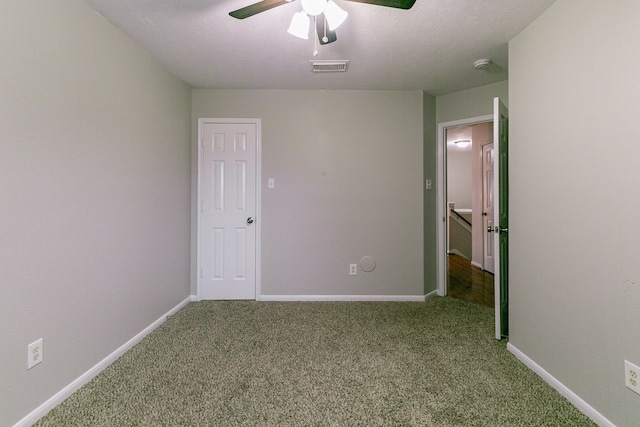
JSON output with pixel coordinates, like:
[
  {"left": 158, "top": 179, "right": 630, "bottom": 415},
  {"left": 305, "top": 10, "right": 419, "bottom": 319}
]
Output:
[
  {"left": 301, "top": 0, "right": 327, "bottom": 16},
  {"left": 287, "top": 11, "right": 310, "bottom": 39},
  {"left": 324, "top": 0, "right": 348, "bottom": 30}
]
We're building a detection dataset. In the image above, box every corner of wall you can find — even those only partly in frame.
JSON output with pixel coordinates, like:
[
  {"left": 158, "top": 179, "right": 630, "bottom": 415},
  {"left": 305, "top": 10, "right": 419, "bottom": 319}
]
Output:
[{"left": 423, "top": 92, "right": 437, "bottom": 295}]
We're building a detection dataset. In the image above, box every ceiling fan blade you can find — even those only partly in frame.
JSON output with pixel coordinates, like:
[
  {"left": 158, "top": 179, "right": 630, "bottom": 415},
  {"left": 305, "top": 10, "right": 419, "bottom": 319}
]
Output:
[
  {"left": 342, "top": 0, "right": 416, "bottom": 9},
  {"left": 316, "top": 14, "right": 337, "bottom": 45},
  {"left": 229, "top": 0, "right": 290, "bottom": 19}
]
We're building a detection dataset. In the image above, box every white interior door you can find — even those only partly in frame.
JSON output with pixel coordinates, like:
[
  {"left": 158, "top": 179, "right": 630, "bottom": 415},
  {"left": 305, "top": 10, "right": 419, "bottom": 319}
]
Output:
[
  {"left": 199, "top": 120, "right": 259, "bottom": 300},
  {"left": 493, "top": 98, "right": 509, "bottom": 339},
  {"left": 482, "top": 143, "right": 495, "bottom": 273}
]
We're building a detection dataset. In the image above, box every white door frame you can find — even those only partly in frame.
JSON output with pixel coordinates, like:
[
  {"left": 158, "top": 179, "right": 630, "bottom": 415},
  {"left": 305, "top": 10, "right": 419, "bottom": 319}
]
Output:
[
  {"left": 436, "top": 114, "right": 492, "bottom": 296},
  {"left": 196, "top": 118, "right": 262, "bottom": 301}
]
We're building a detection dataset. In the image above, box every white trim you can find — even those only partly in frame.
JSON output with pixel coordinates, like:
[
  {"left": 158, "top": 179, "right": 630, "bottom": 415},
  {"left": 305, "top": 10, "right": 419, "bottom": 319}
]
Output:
[
  {"left": 13, "top": 296, "right": 192, "bottom": 427},
  {"left": 424, "top": 289, "right": 439, "bottom": 300},
  {"left": 259, "top": 295, "right": 426, "bottom": 302},
  {"left": 196, "top": 118, "right": 262, "bottom": 301},
  {"left": 255, "top": 119, "right": 262, "bottom": 300},
  {"left": 507, "top": 343, "right": 616, "bottom": 427},
  {"left": 470, "top": 260, "right": 483, "bottom": 269},
  {"left": 436, "top": 115, "right": 493, "bottom": 297}
]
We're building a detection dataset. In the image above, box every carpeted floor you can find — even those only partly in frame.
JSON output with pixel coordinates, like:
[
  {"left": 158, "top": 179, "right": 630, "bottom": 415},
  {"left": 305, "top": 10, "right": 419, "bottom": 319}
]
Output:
[{"left": 35, "top": 297, "right": 595, "bottom": 426}]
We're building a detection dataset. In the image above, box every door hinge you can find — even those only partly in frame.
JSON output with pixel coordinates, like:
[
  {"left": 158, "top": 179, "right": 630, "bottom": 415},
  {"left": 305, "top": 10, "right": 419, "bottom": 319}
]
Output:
[{"left": 200, "top": 267, "right": 203, "bottom": 278}]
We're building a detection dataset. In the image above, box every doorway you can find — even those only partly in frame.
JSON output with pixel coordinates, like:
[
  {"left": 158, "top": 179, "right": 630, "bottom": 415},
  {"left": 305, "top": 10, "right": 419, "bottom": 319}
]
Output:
[
  {"left": 444, "top": 121, "right": 495, "bottom": 308},
  {"left": 197, "top": 118, "right": 262, "bottom": 300},
  {"left": 437, "top": 98, "right": 509, "bottom": 340}
]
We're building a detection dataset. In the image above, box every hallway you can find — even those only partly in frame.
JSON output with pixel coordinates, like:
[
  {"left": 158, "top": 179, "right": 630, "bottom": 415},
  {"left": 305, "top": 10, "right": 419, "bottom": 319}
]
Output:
[{"left": 447, "top": 253, "right": 494, "bottom": 308}]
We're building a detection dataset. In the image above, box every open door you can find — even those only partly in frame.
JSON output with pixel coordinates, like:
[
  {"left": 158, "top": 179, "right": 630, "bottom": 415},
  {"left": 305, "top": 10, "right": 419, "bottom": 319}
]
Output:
[{"left": 493, "top": 97, "right": 509, "bottom": 339}]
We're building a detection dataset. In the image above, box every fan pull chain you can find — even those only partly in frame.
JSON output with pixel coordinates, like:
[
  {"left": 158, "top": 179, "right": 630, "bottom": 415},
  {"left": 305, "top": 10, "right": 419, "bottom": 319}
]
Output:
[
  {"left": 313, "top": 16, "right": 319, "bottom": 56},
  {"left": 322, "top": 15, "right": 329, "bottom": 43}
]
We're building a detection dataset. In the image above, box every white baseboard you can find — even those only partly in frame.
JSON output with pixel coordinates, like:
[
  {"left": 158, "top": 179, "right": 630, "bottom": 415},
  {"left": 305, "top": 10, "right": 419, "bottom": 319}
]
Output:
[
  {"left": 13, "top": 296, "right": 192, "bottom": 427},
  {"left": 507, "top": 343, "right": 616, "bottom": 427},
  {"left": 258, "top": 294, "right": 426, "bottom": 302},
  {"left": 424, "top": 289, "right": 439, "bottom": 300}
]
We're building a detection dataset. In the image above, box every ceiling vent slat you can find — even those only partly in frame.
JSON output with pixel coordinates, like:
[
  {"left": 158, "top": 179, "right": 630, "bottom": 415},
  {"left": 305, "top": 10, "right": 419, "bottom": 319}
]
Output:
[{"left": 309, "top": 60, "right": 349, "bottom": 73}]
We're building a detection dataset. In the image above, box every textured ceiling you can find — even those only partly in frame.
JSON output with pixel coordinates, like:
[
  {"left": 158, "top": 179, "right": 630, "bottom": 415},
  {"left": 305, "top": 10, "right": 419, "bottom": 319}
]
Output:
[{"left": 84, "top": 0, "right": 556, "bottom": 95}]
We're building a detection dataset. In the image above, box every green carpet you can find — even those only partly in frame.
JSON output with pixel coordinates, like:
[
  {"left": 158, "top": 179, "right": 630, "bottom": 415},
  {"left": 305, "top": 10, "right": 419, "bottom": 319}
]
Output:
[{"left": 36, "top": 297, "right": 595, "bottom": 426}]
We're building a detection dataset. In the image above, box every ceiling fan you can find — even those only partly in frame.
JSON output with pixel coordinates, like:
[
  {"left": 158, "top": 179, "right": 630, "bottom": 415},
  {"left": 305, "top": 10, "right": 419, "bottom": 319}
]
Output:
[{"left": 229, "top": 0, "right": 416, "bottom": 46}]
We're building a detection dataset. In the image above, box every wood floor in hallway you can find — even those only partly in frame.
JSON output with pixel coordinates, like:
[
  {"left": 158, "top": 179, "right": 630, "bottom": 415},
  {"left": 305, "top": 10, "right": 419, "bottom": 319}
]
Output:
[{"left": 447, "top": 253, "right": 494, "bottom": 308}]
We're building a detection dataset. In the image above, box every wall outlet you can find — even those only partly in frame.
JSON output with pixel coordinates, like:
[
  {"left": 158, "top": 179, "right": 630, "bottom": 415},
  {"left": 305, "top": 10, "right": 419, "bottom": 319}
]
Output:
[
  {"left": 625, "top": 360, "right": 640, "bottom": 395},
  {"left": 349, "top": 264, "right": 358, "bottom": 276},
  {"left": 28, "top": 338, "right": 43, "bottom": 369}
]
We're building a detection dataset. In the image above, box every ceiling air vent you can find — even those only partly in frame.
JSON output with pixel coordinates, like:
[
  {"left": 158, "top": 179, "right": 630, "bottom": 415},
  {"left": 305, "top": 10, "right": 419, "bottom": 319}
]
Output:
[{"left": 309, "top": 60, "right": 349, "bottom": 73}]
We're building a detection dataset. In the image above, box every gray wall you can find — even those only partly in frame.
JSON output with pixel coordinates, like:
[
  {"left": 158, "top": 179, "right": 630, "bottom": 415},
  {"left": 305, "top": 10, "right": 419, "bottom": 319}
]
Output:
[
  {"left": 0, "top": 1, "right": 192, "bottom": 425},
  {"left": 436, "top": 81, "right": 508, "bottom": 124},
  {"left": 192, "top": 90, "right": 424, "bottom": 298},
  {"left": 509, "top": 0, "right": 640, "bottom": 425}
]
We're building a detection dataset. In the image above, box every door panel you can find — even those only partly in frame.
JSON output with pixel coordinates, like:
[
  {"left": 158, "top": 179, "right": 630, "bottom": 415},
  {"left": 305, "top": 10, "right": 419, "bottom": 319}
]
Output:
[
  {"left": 482, "top": 143, "right": 495, "bottom": 273},
  {"left": 200, "top": 121, "right": 257, "bottom": 300},
  {"left": 493, "top": 98, "right": 509, "bottom": 339}
]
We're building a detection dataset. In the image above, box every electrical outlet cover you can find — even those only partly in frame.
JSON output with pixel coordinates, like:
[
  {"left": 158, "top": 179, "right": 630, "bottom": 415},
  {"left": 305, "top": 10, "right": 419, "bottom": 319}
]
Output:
[
  {"left": 625, "top": 360, "right": 640, "bottom": 395},
  {"left": 28, "top": 338, "right": 43, "bottom": 369}
]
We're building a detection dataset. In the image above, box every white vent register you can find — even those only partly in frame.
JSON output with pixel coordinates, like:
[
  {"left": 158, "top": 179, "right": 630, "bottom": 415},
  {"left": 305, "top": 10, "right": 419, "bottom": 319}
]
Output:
[{"left": 310, "top": 60, "right": 349, "bottom": 72}]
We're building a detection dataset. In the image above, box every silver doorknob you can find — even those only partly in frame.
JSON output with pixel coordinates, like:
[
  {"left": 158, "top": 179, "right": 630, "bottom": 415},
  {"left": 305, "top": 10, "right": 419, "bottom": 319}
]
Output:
[
  {"left": 498, "top": 226, "right": 508, "bottom": 234},
  {"left": 247, "top": 217, "right": 254, "bottom": 224},
  {"left": 487, "top": 226, "right": 493, "bottom": 233}
]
